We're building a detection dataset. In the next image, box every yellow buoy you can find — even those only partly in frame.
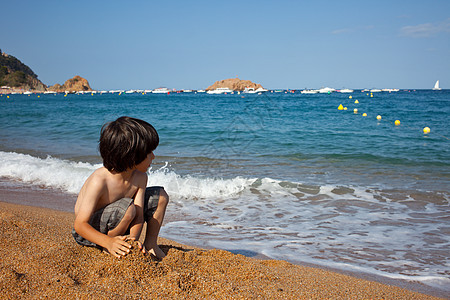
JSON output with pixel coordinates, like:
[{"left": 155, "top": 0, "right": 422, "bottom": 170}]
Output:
[
  {"left": 349, "top": 95, "right": 352, "bottom": 99},
  {"left": 362, "top": 113, "right": 367, "bottom": 117},
  {"left": 376, "top": 115, "right": 382, "bottom": 120},
  {"left": 370, "top": 94, "right": 373, "bottom": 98},
  {"left": 355, "top": 100, "right": 359, "bottom": 104},
  {"left": 423, "top": 127, "right": 431, "bottom": 134},
  {"left": 354, "top": 108, "right": 358, "bottom": 114},
  {"left": 338, "top": 104, "right": 344, "bottom": 110},
  {"left": 344, "top": 107, "right": 348, "bottom": 110},
  {"left": 7, "top": 95, "right": 9, "bottom": 98},
  {"left": 395, "top": 120, "right": 401, "bottom": 126}
]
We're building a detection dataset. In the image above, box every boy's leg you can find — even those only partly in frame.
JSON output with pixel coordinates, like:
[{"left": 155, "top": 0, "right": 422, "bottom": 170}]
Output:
[
  {"left": 143, "top": 187, "right": 169, "bottom": 258},
  {"left": 107, "top": 203, "right": 136, "bottom": 237},
  {"left": 72, "top": 197, "right": 135, "bottom": 247}
]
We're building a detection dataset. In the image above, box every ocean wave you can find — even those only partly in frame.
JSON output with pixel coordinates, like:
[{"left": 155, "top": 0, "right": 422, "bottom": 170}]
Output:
[
  {"left": 0, "top": 151, "right": 371, "bottom": 202},
  {"left": 0, "top": 151, "right": 259, "bottom": 199},
  {"left": 0, "top": 151, "right": 99, "bottom": 194}
]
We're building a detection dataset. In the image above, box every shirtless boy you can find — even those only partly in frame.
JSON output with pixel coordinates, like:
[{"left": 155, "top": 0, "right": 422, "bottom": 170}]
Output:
[{"left": 72, "top": 116, "right": 169, "bottom": 259}]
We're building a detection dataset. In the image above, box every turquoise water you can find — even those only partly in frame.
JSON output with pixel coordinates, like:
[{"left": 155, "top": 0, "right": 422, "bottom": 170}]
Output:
[{"left": 0, "top": 90, "right": 449, "bottom": 290}]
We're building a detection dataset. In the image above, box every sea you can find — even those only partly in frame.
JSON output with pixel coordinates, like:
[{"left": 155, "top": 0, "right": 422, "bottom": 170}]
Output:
[{"left": 0, "top": 90, "right": 449, "bottom": 293}]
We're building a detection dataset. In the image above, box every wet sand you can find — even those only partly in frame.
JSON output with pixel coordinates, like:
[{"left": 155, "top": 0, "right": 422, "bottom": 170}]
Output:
[{"left": 0, "top": 181, "right": 446, "bottom": 299}]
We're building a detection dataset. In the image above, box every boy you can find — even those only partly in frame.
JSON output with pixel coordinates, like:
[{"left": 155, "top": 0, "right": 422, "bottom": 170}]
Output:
[{"left": 72, "top": 116, "right": 169, "bottom": 259}]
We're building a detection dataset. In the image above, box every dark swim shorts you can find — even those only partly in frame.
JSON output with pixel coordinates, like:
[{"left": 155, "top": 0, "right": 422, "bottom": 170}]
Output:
[{"left": 72, "top": 186, "right": 163, "bottom": 247}]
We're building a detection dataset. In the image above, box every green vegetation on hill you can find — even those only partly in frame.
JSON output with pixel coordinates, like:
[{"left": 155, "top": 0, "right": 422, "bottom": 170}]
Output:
[{"left": 0, "top": 49, "right": 45, "bottom": 90}]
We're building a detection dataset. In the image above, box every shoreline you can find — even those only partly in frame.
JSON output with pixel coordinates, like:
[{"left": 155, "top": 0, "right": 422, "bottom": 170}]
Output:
[{"left": 0, "top": 177, "right": 447, "bottom": 299}]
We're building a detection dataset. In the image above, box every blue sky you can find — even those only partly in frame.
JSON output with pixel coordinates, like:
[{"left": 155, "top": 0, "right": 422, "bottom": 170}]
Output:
[{"left": 2, "top": 0, "right": 449, "bottom": 90}]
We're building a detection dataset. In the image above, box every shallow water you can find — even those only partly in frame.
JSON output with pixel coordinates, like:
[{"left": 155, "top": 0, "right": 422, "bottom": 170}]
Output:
[{"left": 0, "top": 90, "right": 449, "bottom": 291}]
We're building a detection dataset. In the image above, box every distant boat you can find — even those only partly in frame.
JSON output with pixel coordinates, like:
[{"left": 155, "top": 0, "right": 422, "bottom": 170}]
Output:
[
  {"left": 206, "top": 87, "right": 234, "bottom": 94},
  {"left": 432, "top": 80, "right": 442, "bottom": 91},
  {"left": 338, "top": 89, "right": 354, "bottom": 93},
  {"left": 318, "top": 87, "right": 335, "bottom": 93},
  {"left": 243, "top": 87, "right": 257, "bottom": 94},
  {"left": 152, "top": 87, "right": 171, "bottom": 94},
  {"left": 255, "top": 87, "right": 268, "bottom": 93},
  {"left": 301, "top": 89, "right": 319, "bottom": 94}
]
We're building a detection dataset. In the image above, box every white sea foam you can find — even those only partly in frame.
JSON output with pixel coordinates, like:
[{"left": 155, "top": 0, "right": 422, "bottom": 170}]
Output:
[
  {"left": 1, "top": 150, "right": 449, "bottom": 291},
  {"left": 0, "top": 151, "right": 99, "bottom": 194},
  {"left": 148, "top": 163, "right": 256, "bottom": 200},
  {"left": 0, "top": 151, "right": 256, "bottom": 199}
]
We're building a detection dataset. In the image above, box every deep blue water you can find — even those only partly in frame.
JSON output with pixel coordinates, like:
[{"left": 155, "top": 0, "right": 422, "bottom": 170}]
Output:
[{"left": 0, "top": 90, "right": 449, "bottom": 290}]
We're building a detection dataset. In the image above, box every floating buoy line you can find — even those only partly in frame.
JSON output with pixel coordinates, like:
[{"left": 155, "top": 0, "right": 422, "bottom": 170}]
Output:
[{"left": 337, "top": 95, "right": 449, "bottom": 140}]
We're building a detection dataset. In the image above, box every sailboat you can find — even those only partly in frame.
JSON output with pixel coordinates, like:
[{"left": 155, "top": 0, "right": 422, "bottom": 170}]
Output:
[{"left": 432, "top": 80, "right": 442, "bottom": 91}]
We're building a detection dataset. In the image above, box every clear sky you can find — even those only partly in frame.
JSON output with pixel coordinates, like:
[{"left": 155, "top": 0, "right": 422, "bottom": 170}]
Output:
[{"left": 2, "top": 0, "right": 449, "bottom": 90}]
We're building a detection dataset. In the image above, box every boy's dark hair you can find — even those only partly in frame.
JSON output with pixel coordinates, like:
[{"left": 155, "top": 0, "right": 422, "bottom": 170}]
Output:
[{"left": 99, "top": 116, "right": 159, "bottom": 172}]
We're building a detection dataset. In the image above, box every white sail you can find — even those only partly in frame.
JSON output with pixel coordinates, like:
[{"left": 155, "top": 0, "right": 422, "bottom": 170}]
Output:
[{"left": 432, "top": 80, "right": 441, "bottom": 90}]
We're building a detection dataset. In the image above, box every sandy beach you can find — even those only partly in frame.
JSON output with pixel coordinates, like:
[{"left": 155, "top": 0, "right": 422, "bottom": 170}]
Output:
[{"left": 0, "top": 183, "right": 446, "bottom": 299}]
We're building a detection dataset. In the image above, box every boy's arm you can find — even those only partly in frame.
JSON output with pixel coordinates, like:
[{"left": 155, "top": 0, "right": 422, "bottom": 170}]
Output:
[
  {"left": 128, "top": 172, "right": 147, "bottom": 241},
  {"left": 74, "top": 176, "right": 131, "bottom": 257}
]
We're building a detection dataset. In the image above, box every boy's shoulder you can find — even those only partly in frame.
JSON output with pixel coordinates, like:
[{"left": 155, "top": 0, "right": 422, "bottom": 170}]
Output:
[
  {"left": 84, "top": 167, "right": 111, "bottom": 187},
  {"left": 91, "top": 166, "right": 111, "bottom": 180}
]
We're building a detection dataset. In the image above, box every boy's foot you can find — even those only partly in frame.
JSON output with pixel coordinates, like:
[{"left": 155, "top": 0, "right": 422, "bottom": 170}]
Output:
[{"left": 146, "top": 244, "right": 166, "bottom": 259}]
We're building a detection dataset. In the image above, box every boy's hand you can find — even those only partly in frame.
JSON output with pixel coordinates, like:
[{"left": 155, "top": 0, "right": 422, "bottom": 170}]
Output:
[
  {"left": 127, "top": 237, "right": 147, "bottom": 255},
  {"left": 138, "top": 241, "right": 147, "bottom": 255},
  {"left": 106, "top": 236, "right": 131, "bottom": 258}
]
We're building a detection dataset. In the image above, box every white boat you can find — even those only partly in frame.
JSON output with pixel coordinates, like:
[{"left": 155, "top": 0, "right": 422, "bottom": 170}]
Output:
[
  {"left": 338, "top": 89, "right": 354, "bottom": 93},
  {"left": 432, "top": 80, "right": 442, "bottom": 91},
  {"left": 318, "top": 87, "right": 335, "bottom": 93},
  {"left": 301, "top": 89, "right": 319, "bottom": 94},
  {"left": 206, "top": 87, "right": 234, "bottom": 94},
  {"left": 370, "top": 89, "right": 382, "bottom": 93},
  {"left": 152, "top": 87, "right": 171, "bottom": 94},
  {"left": 255, "top": 87, "right": 268, "bottom": 93},
  {"left": 243, "top": 87, "right": 257, "bottom": 94},
  {"left": 23, "top": 91, "right": 32, "bottom": 95},
  {"left": 196, "top": 90, "right": 206, "bottom": 93},
  {"left": 381, "top": 88, "right": 399, "bottom": 92}
]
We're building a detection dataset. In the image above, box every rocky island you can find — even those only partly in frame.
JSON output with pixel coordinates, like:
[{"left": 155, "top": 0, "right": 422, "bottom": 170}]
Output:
[
  {"left": 206, "top": 78, "right": 264, "bottom": 91},
  {"left": 48, "top": 76, "right": 92, "bottom": 93}
]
